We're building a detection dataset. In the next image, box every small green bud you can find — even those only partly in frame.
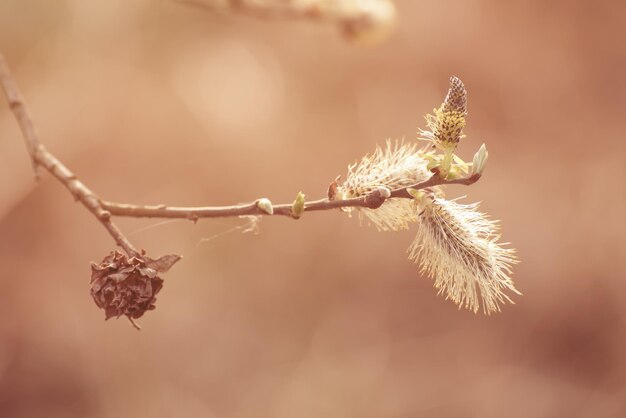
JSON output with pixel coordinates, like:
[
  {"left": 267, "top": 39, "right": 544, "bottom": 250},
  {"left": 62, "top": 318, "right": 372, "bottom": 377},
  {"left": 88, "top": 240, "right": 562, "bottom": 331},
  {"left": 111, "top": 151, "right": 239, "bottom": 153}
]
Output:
[{"left": 291, "top": 191, "right": 306, "bottom": 219}]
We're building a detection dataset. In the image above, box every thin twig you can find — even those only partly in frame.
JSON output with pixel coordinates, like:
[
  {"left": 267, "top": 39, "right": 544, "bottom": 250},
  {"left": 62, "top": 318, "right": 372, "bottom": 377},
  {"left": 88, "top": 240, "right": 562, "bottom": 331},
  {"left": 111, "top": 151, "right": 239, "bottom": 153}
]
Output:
[
  {"left": 99, "top": 173, "right": 480, "bottom": 220},
  {"left": 0, "top": 56, "right": 41, "bottom": 178},
  {"left": 0, "top": 54, "right": 140, "bottom": 258},
  {"left": 1, "top": 52, "right": 479, "bottom": 255},
  {"left": 177, "top": 0, "right": 396, "bottom": 41}
]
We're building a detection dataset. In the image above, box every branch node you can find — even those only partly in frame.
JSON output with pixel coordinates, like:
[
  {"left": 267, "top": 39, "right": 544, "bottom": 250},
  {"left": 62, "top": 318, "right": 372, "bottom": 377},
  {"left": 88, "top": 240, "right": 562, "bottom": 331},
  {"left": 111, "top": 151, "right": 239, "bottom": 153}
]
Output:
[{"left": 364, "top": 186, "right": 390, "bottom": 209}]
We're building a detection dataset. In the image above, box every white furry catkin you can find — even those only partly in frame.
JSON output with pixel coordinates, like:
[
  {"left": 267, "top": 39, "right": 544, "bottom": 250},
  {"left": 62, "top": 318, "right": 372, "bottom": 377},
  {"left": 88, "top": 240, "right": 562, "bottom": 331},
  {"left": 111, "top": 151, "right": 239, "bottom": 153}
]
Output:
[
  {"left": 338, "top": 140, "right": 433, "bottom": 231},
  {"left": 409, "top": 194, "right": 519, "bottom": 314}
]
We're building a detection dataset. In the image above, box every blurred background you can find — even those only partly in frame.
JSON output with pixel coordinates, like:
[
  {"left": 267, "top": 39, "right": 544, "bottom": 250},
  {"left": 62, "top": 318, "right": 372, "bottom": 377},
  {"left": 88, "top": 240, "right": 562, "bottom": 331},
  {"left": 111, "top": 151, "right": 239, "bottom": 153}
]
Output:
[{"left": 1, "top": 1, "right": 626, "bottom": 417}]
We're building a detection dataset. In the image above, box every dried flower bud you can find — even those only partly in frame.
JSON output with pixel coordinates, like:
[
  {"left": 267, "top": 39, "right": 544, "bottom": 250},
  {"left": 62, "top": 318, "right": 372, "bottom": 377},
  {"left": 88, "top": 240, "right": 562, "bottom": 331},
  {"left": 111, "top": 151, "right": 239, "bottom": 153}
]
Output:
[
  {"left": 90, "top": 251, "right": 180, "bottom": 328},
  {"left": 327, "top": 175, "right": 342, "bottom": 201}
]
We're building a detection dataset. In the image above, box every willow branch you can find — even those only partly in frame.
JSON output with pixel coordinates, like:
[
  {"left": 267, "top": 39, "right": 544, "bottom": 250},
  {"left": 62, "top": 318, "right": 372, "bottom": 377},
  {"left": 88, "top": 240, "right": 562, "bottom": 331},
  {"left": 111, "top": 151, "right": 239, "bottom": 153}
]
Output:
[
  {"left": 100, "top": 173, "right": 480, "bottom": 220},
  {"left": 1, "top": 52, "right": 480, "bottom": 255},
  {"left": 177, "top": 0, "right": 396, "bottom": 41},
  {"left": 0, "top": 54, "right": 141, "bottom": 258}
]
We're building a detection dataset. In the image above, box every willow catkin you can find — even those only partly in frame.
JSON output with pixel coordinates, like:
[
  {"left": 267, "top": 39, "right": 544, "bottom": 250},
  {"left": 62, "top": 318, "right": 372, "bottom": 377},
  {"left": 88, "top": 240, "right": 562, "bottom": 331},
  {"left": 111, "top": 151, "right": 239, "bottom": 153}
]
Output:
[
  {"left": 408, "top": 194, "right": 520, "bottom": 314},
  {"left": 419, "top": 76, "right": 468, "bottom": 152},
  {"left": 338, "top": 140, "right": 433, "bottom": 231},
  {"left": 336, "top": 76, "right": 520, "bottom": 314}
]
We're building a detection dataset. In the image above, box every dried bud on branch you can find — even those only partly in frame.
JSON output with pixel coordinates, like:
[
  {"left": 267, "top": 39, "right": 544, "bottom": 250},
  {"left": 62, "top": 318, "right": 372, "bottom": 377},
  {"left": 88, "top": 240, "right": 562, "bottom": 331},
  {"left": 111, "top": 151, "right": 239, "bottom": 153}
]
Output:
[{"left": 90, "top": 251, "right": 180, "bottom": 329}]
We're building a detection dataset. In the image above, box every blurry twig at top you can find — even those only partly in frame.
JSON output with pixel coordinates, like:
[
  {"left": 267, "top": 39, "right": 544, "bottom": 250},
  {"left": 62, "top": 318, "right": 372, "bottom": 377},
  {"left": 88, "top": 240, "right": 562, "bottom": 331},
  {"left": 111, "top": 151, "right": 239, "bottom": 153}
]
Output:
[{"left": 176, "top": 0, "right": 397, "bottom": 44}]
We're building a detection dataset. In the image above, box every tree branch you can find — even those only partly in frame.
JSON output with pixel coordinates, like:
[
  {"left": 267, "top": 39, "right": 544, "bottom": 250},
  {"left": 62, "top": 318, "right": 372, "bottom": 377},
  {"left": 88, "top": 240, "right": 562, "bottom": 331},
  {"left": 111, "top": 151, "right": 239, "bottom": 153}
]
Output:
[
  {"left": 99, "top": 173, "right": 480, "bottom": 220},
  {"left": 177, "top": 0, "right": 396, "bottom": 42},
  {"left": 1, "top": 52, "right": 480, "bottom": 255},
  {"left": 0, "top": 54, "right": 140, "bottom": 258},
  {"left": 0, "top": 56, "right": 41, "bottom": 178}
]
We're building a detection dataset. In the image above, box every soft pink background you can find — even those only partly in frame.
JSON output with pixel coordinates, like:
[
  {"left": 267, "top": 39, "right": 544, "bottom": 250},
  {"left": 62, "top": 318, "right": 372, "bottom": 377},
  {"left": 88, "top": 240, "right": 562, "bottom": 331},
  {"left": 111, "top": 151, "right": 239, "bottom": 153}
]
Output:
[{"left": 1, "top": 1, "right": 625, "bottom": 417}]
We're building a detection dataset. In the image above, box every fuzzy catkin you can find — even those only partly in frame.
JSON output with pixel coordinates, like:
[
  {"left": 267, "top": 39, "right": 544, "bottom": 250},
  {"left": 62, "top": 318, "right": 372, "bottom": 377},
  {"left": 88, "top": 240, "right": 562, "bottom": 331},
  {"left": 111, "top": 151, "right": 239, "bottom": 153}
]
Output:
[
  {"left": 419, "top": 76, "right": 467, "bottom": 152},
  {"left": 338, "top": 140, "right": 433, "bottom": 231},
  {"left": 409, "top": 195, "right": 519, "bottom": 314}
]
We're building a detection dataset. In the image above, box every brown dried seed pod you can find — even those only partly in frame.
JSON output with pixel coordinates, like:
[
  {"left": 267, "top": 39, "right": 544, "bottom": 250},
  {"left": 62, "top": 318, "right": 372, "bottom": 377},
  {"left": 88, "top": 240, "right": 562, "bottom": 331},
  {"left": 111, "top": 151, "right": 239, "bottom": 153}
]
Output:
[{"left": 90, "top": 251, "right": 164, "bottom": 324}]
